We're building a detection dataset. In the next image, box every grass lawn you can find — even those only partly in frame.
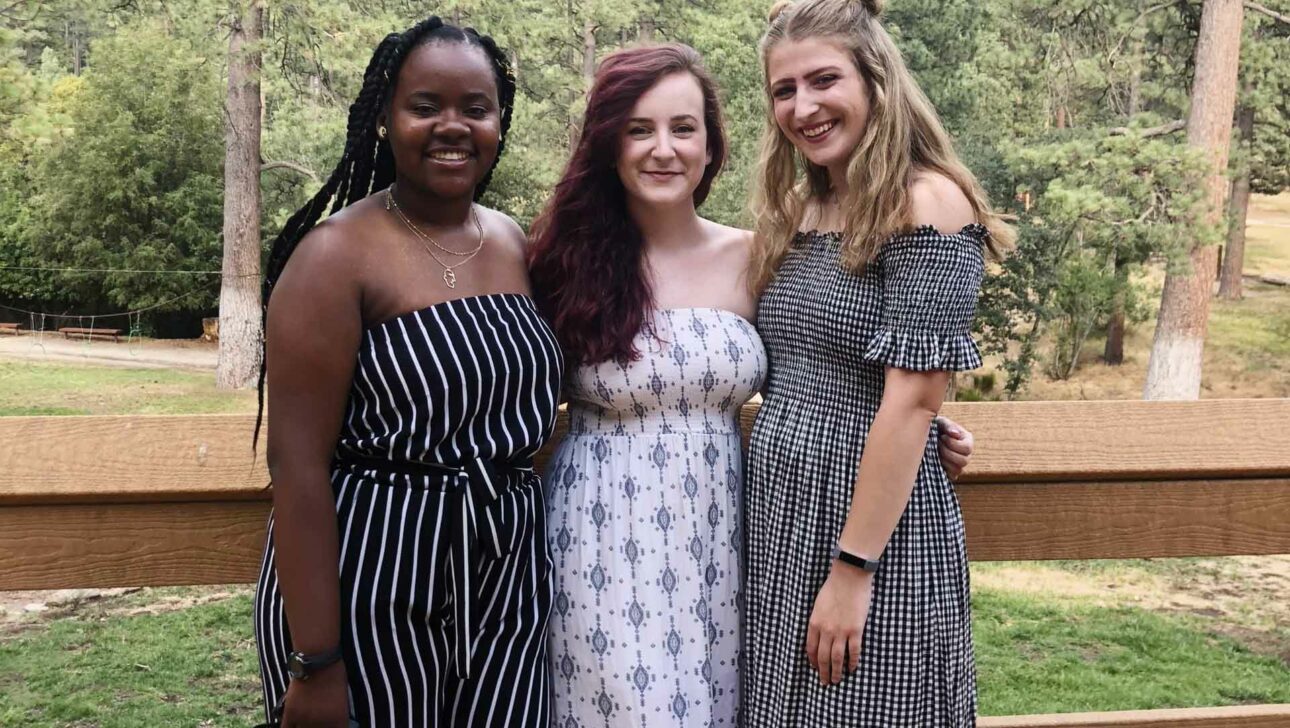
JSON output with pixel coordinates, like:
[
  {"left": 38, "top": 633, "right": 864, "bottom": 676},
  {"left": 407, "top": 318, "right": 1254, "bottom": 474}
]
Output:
[
  {"left": 0, "top": 591, "right": 261, "bottom": 728},
  {"left": 975, "top": 589, "right": 1290, "bottom": 715},
  {"left": 1, "top": 586, "right": 1288, "bottom": 726},
  {"left": 0, "top": 361, "right": 255, "bottom": 416}
]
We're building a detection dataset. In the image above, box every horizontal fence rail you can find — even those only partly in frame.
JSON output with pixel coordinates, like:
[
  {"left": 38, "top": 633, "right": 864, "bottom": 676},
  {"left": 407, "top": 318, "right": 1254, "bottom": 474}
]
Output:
[
  {"left": 2, "top": 398, "right": 1288, "bottom": 728},
  {"left": 2, "top": 399, "right": 1289, "bottom": 590},
  {"left": 3, "top": 399, "right": 1288, "bottom": 505},
  {"left": 978, "top": 703, "right": 1290, "bottom": 728}
]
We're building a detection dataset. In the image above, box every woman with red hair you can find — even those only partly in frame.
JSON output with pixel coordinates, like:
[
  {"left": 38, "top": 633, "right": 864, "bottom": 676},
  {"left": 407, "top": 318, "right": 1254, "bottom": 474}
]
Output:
[
  {"left": 529, "top": 44, "right": 759, "bottom": 726},
  {"left": 528, "top": 42, "right": 976, "bottom": 725}
]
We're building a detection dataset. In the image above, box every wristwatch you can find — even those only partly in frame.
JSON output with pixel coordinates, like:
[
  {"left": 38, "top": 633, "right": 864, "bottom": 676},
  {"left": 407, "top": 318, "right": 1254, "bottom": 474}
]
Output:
[
  {"left": 286, "top": 645, "right": 344, "bottom": 681},
  {"left": 831, "top": 545, "right": 882, "bottom": 573}
]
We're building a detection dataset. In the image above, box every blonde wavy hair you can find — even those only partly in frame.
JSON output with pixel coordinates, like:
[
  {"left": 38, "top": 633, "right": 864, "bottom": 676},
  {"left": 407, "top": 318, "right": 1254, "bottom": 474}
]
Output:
[{"left": 750, "top": 0, "right": 1015, "bottom": 290}]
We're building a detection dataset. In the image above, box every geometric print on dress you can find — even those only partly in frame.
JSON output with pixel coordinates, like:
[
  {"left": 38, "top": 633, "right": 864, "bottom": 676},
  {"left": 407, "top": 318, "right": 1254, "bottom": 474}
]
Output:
[{"left": 547, "top": 308, "right": 766, "bottom": 727}]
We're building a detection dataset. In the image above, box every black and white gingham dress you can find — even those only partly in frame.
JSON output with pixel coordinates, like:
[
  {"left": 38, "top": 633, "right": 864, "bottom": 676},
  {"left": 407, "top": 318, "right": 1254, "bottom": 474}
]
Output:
[
  {"left": 743, "top": 225, "right": 986, "bottom": 727},
  {"left": 254, "top": 293, "right": 563, "bottom": 727}
]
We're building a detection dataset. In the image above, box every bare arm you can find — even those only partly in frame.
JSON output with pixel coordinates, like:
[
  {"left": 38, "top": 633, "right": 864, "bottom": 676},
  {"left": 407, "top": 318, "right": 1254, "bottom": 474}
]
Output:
[
  {"left": 806, "top": 171, "right": 979, "bottom": 686},
  {"left": 840, "top": 172, "right": 972, "bottom": 552},
  {"left": 837, "top": 368, "right": 948, "bottom": 557},
  {"left": 265, "top": 225, "right": 362, "bottom": 724}
]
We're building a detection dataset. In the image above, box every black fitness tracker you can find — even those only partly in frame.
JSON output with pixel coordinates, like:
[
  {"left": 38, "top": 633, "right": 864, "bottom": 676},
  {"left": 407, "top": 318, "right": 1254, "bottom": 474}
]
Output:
[{"left": 831, "top": 545, "right": 882, "bottom": 573}]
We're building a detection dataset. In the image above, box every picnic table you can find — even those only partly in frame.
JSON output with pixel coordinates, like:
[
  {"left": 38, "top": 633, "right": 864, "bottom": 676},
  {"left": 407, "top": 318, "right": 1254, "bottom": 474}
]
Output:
[{"left": 58, "top": 326, "right": 123, "bottom": 343}]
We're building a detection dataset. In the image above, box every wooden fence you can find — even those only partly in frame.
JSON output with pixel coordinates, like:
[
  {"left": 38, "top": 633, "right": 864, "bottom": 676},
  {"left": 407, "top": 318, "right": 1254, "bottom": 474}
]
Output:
[{"left": 2, "top": 399, "right": 1288, "bottom": 727}]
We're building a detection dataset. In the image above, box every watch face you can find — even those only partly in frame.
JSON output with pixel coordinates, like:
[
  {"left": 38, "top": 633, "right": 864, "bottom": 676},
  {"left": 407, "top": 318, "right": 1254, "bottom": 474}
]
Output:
[{"left": 286, "top": 652, "right": 307, "bottom": 680}]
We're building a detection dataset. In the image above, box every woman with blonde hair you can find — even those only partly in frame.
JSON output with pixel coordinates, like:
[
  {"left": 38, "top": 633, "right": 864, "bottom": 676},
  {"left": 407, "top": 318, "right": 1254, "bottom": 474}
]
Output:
[{"left": 742, "top": 0, "right": 1014, "bottom": 725}]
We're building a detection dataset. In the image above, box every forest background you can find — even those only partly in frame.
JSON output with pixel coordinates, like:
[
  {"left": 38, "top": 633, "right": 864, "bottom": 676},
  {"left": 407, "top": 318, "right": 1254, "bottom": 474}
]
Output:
[
  {"left": 2, "top": 2, "right": 1290, "bottom": 724},
  {"left": 1, "top": 0, "right": 1287, "bottom": 397}
]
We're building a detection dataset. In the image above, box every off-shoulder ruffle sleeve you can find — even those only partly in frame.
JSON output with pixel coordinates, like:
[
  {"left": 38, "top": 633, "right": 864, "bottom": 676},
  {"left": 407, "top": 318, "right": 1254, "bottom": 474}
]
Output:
[{"left": 863, "top": 223, "right": 987, "bottom": 372}]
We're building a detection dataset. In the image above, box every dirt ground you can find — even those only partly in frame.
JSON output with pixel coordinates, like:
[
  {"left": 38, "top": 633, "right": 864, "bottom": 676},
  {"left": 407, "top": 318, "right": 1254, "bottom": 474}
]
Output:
[
  {"left": 0, "top": 586, "right": 250, "bottom": 638},
  {"left": 0, "top": 334, "right": 217, "bottom": 370}
]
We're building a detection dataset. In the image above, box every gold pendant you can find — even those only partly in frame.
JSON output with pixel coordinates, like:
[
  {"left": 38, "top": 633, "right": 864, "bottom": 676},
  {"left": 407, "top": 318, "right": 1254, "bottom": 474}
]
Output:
[{"left": 443, "top": 269, "right": 457, "bottom": 288}]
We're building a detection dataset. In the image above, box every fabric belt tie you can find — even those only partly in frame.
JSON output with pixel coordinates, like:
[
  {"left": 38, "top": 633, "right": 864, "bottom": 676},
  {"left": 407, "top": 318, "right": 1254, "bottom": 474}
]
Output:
[{"left": 332, "top": 451, "right": 537, "bottom": 680}]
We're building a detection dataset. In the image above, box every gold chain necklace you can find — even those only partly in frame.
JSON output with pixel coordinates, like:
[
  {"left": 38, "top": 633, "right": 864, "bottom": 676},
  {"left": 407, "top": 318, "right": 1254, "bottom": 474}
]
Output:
[{"left": 385, "top": 186, "right": 485, "bottom": 289}]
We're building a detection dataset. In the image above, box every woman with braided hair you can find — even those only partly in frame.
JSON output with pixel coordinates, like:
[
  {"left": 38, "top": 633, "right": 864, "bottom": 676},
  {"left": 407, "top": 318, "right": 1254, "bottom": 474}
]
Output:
[{"left": 252, "top": 18, "right": 561, "bottom": 727}]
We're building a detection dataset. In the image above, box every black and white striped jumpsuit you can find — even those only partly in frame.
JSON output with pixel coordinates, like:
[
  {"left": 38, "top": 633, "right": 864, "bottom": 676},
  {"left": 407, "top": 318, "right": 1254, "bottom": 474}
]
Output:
[{"left": 254, "top": 293, "right": 564, "bottom": 727}]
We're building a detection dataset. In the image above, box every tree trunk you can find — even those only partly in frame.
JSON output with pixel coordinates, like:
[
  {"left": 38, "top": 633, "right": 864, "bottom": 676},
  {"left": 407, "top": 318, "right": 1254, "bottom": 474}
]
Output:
[
  {"left": 1127, "top": 65, "right": 1141, "bottom": 117},
  {"left": 582, "top": 18, "right": 597, "bottom": 85},
  {"left": 1128, "top": 0, "right": 1144, "bottom": 117},
  {"left": 1218, "top": 101, "right": 1255, "bottom": 299},
  {"left": 1108, "top": 21, "right": 1141, "bottom": 368},
  {"left": 216, "top": 0, "right": 264, "bottom": 390},
  {"left": 1104, "top": 256, "right": 1127, "bottom": 365},
  {"left": 1143, "top": 0, "right": 1244, "bottom": 400},
  {"left": 569, "top": 17, "right": 596, "bottom": 153},
  {"left": 1105, "top": 304, "right": 1126, "bottom": 365}
]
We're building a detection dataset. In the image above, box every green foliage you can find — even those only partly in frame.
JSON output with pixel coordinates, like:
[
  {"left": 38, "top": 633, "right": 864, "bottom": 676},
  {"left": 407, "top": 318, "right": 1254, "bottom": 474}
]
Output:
[
  {"left": 978, "top": 129, "right": 1212, "bottom": 390},
  {"left": 2, "top": 18, "right": 223, "bottom": 315},
  {"left": 885, "top": 0, "right": 989, "bottom": 136},
  {"left": 1240, "top": 12, "right": 1290, "bottom": 196},
  {"left": 0, "top": 0, "right": 1285, "bottom": 367}
]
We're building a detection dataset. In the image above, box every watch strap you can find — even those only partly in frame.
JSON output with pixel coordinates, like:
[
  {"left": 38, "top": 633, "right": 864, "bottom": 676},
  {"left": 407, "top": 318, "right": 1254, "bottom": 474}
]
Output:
[
  {"left": 832, "top": 545, "right": 881, "bottom": 573},
  {"left": 288, "top": 645, "right": 344, "bottom": 679}
]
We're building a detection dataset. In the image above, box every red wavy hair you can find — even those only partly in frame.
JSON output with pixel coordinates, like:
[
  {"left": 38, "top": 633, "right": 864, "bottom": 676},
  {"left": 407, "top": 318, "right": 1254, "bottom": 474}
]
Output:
[{"left": 528, "top": 43, "right": 727, "bottom": 368}]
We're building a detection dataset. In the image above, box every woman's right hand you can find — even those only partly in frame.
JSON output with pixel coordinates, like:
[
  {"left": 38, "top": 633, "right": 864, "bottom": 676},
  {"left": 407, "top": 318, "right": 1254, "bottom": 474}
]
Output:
[{"left": 282, "top": 663, "right": 350, "bottom": 728}]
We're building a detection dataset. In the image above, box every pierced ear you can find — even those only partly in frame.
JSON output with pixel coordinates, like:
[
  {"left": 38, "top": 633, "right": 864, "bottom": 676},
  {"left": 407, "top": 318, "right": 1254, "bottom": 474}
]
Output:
[{"left": 375, "top": 114, "right": 389, "bottom": 141}]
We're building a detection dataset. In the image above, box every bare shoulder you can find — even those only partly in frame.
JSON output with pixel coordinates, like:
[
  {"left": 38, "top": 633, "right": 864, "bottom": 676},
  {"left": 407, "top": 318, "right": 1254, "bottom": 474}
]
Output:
[
  {"left": 277, "top": 211, "right": 366, "bottom": 291},
  {"left": 908, "top": 170, "right": 976, "bottom": 235},
  {"left": 698, "top": 219, "right": 757, "bottom": 315},
  {"left": 702, "top": 219, "right": 753, "bottom": 262},
  {"left": 477, "top": 204, "right": 528, "bottom": 259}
]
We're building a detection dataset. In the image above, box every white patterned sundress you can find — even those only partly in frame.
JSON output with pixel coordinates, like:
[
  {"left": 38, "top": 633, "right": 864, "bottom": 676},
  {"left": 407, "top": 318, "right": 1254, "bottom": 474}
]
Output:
[
  {"left": 545, "top": 307, "right": 767, "bottom": 727},
  {"left": 743, "top": 225, "right": 988, "bottom": 727}
]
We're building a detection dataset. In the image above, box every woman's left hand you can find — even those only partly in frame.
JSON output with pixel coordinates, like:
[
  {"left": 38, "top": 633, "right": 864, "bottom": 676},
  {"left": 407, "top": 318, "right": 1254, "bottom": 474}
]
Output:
[
  {"left": 806, "top": 561, "right": 874, "bottom": 685},
  {"left": 935, "top": 415, "right": 975, "bottom": 481}
]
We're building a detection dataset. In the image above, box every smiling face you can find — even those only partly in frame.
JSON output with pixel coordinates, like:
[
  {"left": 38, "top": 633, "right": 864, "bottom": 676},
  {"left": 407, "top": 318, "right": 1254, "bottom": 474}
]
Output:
[
  {"left": 616, "top": 71, "right": 712, "bottom": 213},
  {"left": 766, "top": 37, "right": 871, "bottom": 184},
  {"left": 381, "top": 41, "right": 501, "bottom": 200}
]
